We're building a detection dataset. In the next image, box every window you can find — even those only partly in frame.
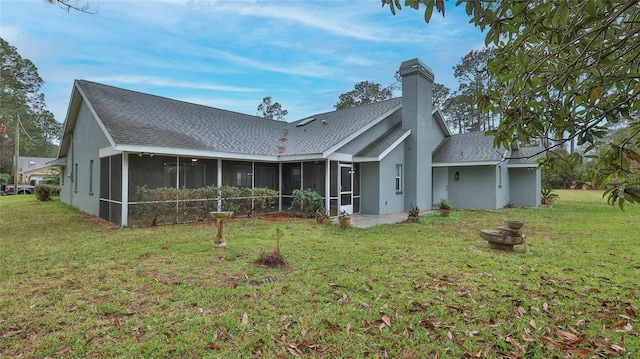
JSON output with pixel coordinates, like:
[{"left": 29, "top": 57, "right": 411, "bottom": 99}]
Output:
[
  {"left": 395, "top": 164, "right": 402, "bottom": 193},
  {"left": 89, "top": 160, "right": 94, "bottom": 195}
]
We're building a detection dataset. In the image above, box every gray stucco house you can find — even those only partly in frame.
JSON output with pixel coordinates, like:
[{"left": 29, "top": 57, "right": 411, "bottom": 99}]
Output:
[{"left": 54, "top": 58, "right": 542, "bottom": 227}]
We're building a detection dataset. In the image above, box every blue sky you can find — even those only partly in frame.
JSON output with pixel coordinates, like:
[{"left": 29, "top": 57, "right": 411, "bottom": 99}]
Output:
[{"left": 1, "top": 0, "right": 485, "bottom": 124}]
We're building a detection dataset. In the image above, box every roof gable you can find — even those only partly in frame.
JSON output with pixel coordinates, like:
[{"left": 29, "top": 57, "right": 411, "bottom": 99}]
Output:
[{"left": 75, "top": 80, "right": 287, "bottom": 156}]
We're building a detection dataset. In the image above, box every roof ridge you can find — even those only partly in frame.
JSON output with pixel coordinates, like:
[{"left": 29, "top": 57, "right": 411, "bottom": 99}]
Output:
[{"left": 75, "top": 80, "right": 276, "bottom": 122}]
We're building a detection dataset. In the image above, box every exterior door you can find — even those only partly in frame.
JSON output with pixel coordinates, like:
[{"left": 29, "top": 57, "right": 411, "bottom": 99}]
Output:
[
  {"left": 339, "top": 164, "right": 353, "bottom": 214},
  {"left": 432, "top": 167, "right": 449, "bottom": 206}
]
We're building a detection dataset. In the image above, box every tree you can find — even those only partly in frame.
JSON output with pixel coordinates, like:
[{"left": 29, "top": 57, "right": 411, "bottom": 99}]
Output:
[
  {"left": 391, "top": 70, "right": 451, "bottom": 109},
  {"left": 432, "top": 83, "right": 451, "bottom": 110},
  {"left": 335, "top": 81, "right": 393, "bottom": 110},
  {"left": 0, "top": 37, "right": 61, "bottom": 175},
  {"left": 383, "top": 0, "right": 640, "bottom": 208},
  {"left": 453, "top": 48, "right": 495, "bottom": 132},
  {"left": 442, "top": 92, "right": 475, "bottom": 134},
  {"left": 257, "top": 96, "right": 288, "bottom": 121}
]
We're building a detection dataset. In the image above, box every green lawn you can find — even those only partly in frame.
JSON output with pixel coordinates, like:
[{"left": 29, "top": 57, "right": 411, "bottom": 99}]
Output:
[{"left": 0, "top": 191, "right": 638, "bottom": 358}]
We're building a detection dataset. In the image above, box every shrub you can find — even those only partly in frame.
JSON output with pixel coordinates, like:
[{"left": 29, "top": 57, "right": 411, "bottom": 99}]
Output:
[
  {"left": 35, "top": 184, "right": 60, "bottom": 201},
  {"left": 133, "top": 186, "right": 279, "bottom": 226},
  {"left": 541, "top": 188, "right": 559, "bottom": 205},
  {"left": 290, "top": 189, "right": 325, "bottom": 218},
  {"left": 252, "top": 187, "right": 279, "bottom": 214},
  {"left": 437, "top": 199, "right": 452, "bottom": 210},
  {"left": 406, "top": 203, "right": 420, "bottom": 222},
  {"left": 0, "top": 173, "right": 10, "bottom": 187}
]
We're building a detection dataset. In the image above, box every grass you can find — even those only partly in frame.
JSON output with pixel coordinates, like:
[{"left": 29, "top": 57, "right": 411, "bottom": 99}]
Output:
[{"left": 0, "top": 190, "right": 638, "bottom": 358}]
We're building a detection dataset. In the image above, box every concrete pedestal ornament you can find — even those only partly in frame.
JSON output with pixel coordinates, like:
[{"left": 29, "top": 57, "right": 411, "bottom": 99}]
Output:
[
  {"left": 479, "top": 220, "right": 526, "bottom": 251},
  {"left": 210, "top": 211, "right": 233, "bottom": 247}
]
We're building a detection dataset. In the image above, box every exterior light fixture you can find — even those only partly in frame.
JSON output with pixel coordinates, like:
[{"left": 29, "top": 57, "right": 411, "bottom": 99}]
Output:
[{"left": 455, "top": 171, "right": 460, "bottom": 181}]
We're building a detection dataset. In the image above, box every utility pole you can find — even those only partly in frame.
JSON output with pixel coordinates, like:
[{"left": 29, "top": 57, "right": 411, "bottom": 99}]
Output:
[{"left": 14, "top": 114, "right": 20, "bottom": 193}]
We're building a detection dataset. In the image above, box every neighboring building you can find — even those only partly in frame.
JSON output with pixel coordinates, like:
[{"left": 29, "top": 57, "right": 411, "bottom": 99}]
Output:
[
  {"left": 53, "top": 58, "right": 542, "bottom": 227},
  {"left": 18, "top": 156, "right": 56, "bottom": 184}
]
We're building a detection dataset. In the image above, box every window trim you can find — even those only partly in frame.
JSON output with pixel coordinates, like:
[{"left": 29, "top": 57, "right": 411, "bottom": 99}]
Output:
[{"left": 395, "top": 164, "right": 403, "bottom": 194}]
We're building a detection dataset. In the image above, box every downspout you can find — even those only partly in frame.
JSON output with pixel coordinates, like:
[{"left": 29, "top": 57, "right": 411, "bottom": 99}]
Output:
[{"left": 69, "top": 133, "right": 74, "bottom": 206}]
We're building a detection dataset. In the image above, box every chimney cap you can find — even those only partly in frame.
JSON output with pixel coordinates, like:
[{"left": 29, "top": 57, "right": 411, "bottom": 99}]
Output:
[{"left": 399, "top": 58, "right": 434, "bottom": 81}]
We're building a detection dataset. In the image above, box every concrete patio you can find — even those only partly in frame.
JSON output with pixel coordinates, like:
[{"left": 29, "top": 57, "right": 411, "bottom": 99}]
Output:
[{"left": 345, "top": 210, "right": 435, "bottom": 228}]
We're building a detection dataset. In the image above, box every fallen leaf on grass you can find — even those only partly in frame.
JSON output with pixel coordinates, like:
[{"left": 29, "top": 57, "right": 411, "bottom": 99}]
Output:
[
  {"left": 565, "top": 347, "right": 592, "bottom": 355},
  {"left": 381, "top": 314, "right": 392, "bottom": 328},
  {"left": 419, "top": 318, "right": 435, "bottom": 329},
  {"left": 241, "top": 312, "right": 249, "bottom": 325},
  {"left": 625, "top": 305, "right": 637, "bottom": 318},
  {"left": 321, "top": 319, "right": 339, "bottom": 335},
  {"left": 611, "top": 320, "right": 626, "bottom": 328},
  {"left": 553, "top": 327, "right": 582, "bottom": 345},
  {"left": 287, "top": 343, "right": 302, "bottom": 356},
  {"left": 54, "top": 347, "right": 71, "bottom": 356}
]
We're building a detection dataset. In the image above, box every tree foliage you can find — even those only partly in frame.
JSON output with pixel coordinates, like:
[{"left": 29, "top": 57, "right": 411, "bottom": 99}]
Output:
[
  {"left": 453, "top": 47, "right": 496, "bottom": 132},
  {"left": 335, "top": 81, "right": 394, "bottom": 110},
  {"left": 392, "top": 69, "right": 451, "bottom": 109},
  {"left": 383, "top": 0, "right": 640, "bottom": 208},
  {"left": 257, "top": 96, "right": 288, "bottom": 121},
  {"left": 0, "top": 37, "right": 62, "bottom": 175},
  {"left": 442, "top": 91, "right": 475, "bottom": 134},
  {"left": 431, "top": 83, "right": 450, "bottom": 109}
]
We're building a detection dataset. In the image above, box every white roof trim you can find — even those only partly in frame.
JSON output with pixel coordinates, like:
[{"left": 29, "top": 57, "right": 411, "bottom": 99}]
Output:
[
  {"left": 99, "top": 146, "right": 122, "bottom": 158},
  {"left": 277, "top": 154, "right": 325, "bottom": 161},
  {"left": 353, "top": 129, "right": 410, "bottom": 162},
  {"left": 378, "top": 130, "right": 410, "bottom": 160},
  {"left": 432, "top": 161, "right": 501, "bottom": 167},
  {"left": 47, "top": 157, "right": 67, "bottom": 166},
  {"left": 114, "top": 145, "right": 279, "bottom": 162},
  {"left": 322, "top": 104, "right": 401, "bottom": 158},
  {"left": 507, "top": 163, "right": 540, "bottom": 168},
  {"left": 326, "top": 152, "right": 353, "bottom": 161}
]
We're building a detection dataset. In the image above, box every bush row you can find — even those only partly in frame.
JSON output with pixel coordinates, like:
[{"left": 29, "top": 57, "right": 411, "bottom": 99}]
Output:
[{"left": 132, "top": 186, "right": 278, "bottom": 226}]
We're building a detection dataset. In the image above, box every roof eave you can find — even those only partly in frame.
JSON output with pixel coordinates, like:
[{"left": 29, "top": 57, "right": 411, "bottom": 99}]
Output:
[
  {"left": 432, "top": 161, "right": 502, "bottom": 167},
  {"left": 322, "top": 104, "right": 402, "bottom": 158}
]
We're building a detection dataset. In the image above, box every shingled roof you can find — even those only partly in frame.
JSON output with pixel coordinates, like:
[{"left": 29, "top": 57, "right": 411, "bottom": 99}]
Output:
[
  {"left": 73, "top": 80, "right": 402, "bottom": 158},
  {"left": 508, "top": 145, "right": 546, "bottom": 166},
  {"left": 432, "top": 131, "right": 507, "bottom": 164},
  {"left": 432, "top": 130, "right": 544, "bottom": 166},
  {"left": 355, "top": 123, "right": 410, "bottom": 160}
]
